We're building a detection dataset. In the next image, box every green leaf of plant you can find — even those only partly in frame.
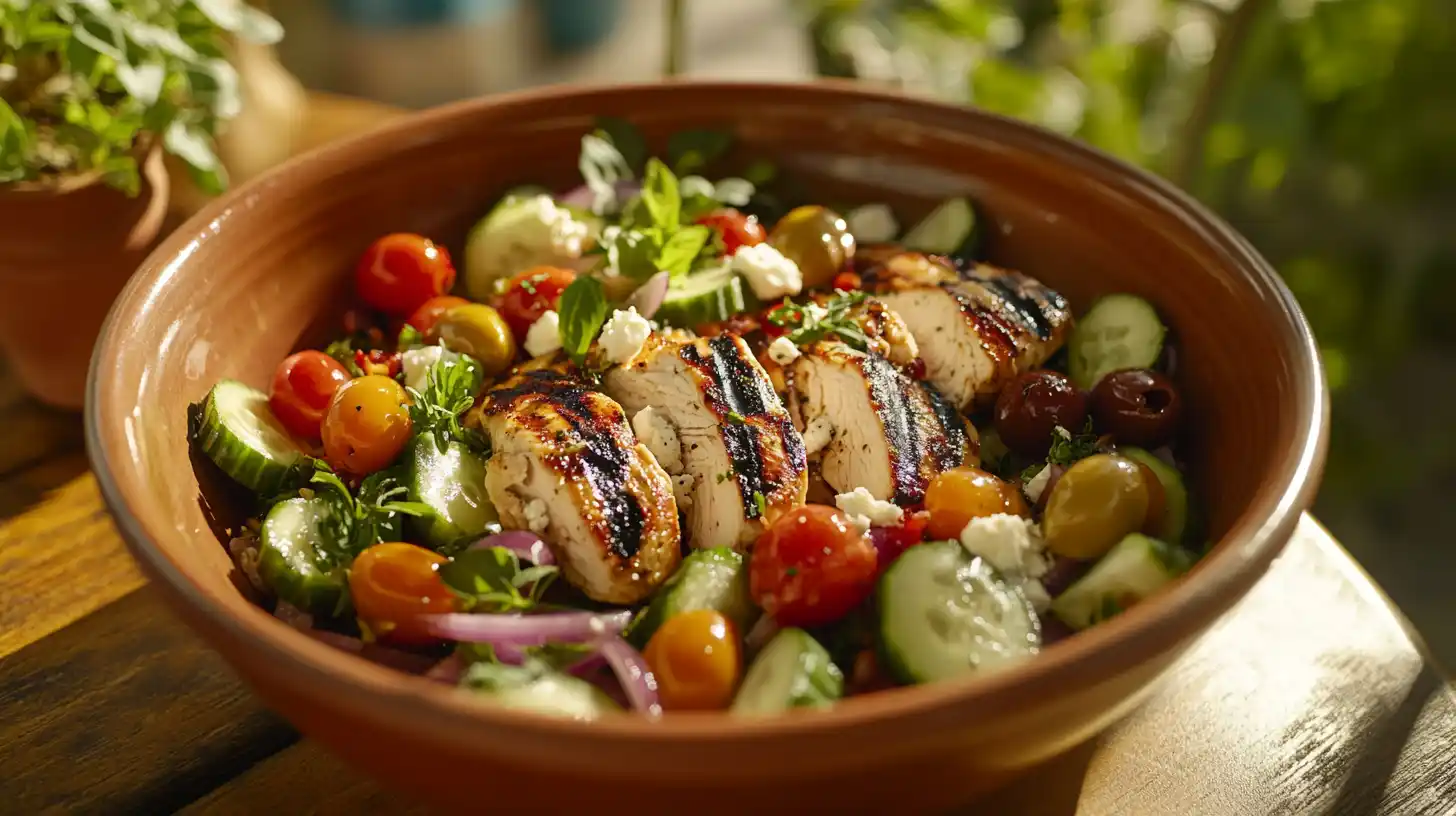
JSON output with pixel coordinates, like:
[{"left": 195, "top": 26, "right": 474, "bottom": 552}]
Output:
[
  {"left": 655, "top": 224, "right": 711, "bottom": 277},
  {"left": 557, "top": 276, "right": 610, "bottom": 363},
  {"left": 667, "top": 129, "right": 733, "bottom": 176},
  {"left": 641, "top": 158, "right": 681, "bottom": 232}
]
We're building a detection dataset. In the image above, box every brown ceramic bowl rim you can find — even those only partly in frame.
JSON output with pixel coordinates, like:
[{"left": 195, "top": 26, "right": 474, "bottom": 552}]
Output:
[{"left": 86, "top": 80, "right": 1328, "bottom": 746}]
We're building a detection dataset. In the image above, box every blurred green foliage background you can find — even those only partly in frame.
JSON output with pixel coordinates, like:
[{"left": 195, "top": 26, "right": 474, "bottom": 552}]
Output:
[{"left": 802, "top": 0, "right": 1456, "bottom": 659}]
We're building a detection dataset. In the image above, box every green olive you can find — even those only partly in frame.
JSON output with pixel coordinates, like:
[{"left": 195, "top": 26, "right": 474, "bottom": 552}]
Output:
[
  {"left": 769, "top": 205, "right": 856, "bottom": 289},
  {"left": 432, "top": 303, "right": 516, "bottom": 377},
  {"left": 1041, "top": 454, "right": 1151, "bottom": 560}
]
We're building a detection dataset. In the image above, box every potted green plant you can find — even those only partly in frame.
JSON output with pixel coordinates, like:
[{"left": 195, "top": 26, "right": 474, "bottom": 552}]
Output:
[{"left": 0, "top": 1, "right": 281, "bottom": 409}]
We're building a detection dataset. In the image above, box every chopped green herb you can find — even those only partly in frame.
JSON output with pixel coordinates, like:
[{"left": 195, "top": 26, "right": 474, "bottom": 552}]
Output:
[
  {"left": 766, "top": 291, "right": 872, "bottom": 351},
  {"left": 716, "top": 471, "right": 732, "bottom": 484},
  {"left": 307, "top": 460, "right": 433, "bottom": 558},
  {"left": 395, "top": 324, "right": 424, "bottom": 352},
  {"left": 1047, "top": 417, "right": 1102, "bottom": 466},
  {"left": 439, "top": 545, "right": 560, "bottom": 613},
  {"left": 725, "top": 410, "right": 746, "bottom": 424},
  {"left": 752, "top": 491, "right": 768, "bottom": 517},
  {"left": 405, "top": 351, "right": 488, "bottom": 455}
]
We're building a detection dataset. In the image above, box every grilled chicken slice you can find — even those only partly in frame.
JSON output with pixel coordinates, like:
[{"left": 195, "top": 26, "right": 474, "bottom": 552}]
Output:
[
  {"left": 603, "top": 333, "right": 807, "bottom": 552},
  {"left": 478, "top": 369, "right": 681, "bottom": 604},
  {"left": 788, "top": 341, "right": 978, "bottom": 505},
  {"left": 877, "top": 265, "right": 1073, "bottom": 410}
]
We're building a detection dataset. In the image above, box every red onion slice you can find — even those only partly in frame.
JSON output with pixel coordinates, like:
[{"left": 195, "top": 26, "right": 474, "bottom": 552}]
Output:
[
  {"left": 467, "top": 530, "right": 555, "bottom": 566},
  {"left": 598, "top": 637, "right": 662, "bottom": 718},
  {"left": 419, "top": 611, "right": 632, "bottom": 646},
  {"left": 624, "top": 271, "right": 671, "bottom": 320}
]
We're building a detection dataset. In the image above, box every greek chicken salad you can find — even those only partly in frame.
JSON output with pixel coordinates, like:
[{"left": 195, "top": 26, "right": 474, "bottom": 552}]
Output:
[{"left": 191, "top": 119, "right": 1199, "bottom": 720}]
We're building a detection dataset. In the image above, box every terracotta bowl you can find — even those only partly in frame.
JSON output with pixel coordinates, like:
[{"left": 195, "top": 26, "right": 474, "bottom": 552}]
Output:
[{"left": 86, "top": 82, "right": 1327, "bottom": 814}]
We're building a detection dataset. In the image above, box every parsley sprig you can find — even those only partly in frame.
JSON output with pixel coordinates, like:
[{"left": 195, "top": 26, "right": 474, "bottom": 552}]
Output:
[
  {"left": 1020, "top": 418, "right": 1104, "bottom": 481},
  {"left": 766, "top": 291, "right": 872, "bottom": 351},
  {"left": 438, "top": 546, "right": 560, "bottom": 614},
  {"left": 307, "top": 461, "right": 434, "bottom": 559},
  {"left": 405, "top": 351, "right": 488, "bottom": 455}
]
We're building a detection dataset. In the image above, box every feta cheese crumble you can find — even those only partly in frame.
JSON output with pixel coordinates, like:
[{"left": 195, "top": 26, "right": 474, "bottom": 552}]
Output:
[
  {"left": 524, "top": 310, "right": 562, "bottom": 358},
  {"left": 958, "top": 513, "right": 1054, "bottom": 610},
  {"left": 600, "top": 307, "right": 652, "bottom": 364},
  {"left": 731, "top": 243, "right": 803, "bottom": 300},
  {"left": 631, "top": 407, "right": 683, "bottom": 474},
  {"left": 835, "top": 486, "right": 904, "bottom": 531},
  {"left": 1023, "top": 465, "right": 1053, "bottom": 505},
  {"left": 767, "top": 335, "right": 801, "bottom": 365},
  {"left": 523, "top": 194, "right": 590, "bottom": 258},
  {"left": 524, "top": 498, "right": 550, "bottom": 534},
  {"left": 801, "top": 415, "right": 835, "bottom": 456},
  {"left": 400, "top": 346, "right": 446, "bottom": 392}
]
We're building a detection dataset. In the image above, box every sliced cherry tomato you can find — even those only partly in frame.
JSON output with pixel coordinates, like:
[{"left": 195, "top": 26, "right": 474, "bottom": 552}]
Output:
[
  {"left": 321, "top": 375, "right": 412, "bottom": 475},
  {"left": 349, "top": 542, "right": 456, "bottom": 644},
  {"left": 356, "top": 233, "right": 457, "bottom": 316},
  {"left": 268, "top": 351, "right": 352, "bottom": 441},
  {"left": 831, "top": 271, "right": 862, "bottom": 292},
  {"left": 695, "top": 208, "right": 766, "bottom": 257},
  {"left": 497, "top": 266, "right": 577, "bottom": 341},
  {"left": 643, "top": 610, "right": 742, "bottom": 710},
  {"left": 923, "top": 467, "right": 1029, "bottom": 540},
  {"left": 868, "top": 509, "right": 930, "bottom": 570},
  {"left": 749, "top": 504, "right": 878, "bottom": 628},
  {"left": 405, "top": 295, "right": 470, "bottom": 334}
]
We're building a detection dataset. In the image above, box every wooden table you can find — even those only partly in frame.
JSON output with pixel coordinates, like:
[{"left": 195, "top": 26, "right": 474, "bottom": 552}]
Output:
[{"left": 2, "top": 95, "right": 1453, "bottom": 815}]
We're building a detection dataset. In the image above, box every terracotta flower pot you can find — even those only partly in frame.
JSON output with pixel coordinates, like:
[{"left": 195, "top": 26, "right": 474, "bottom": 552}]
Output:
[{"left": 0, "top": 148, "right": 170, "bottom": 410}]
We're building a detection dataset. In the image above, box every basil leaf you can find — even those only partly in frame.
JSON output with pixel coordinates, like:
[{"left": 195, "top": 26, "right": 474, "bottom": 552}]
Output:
[
  {"left": 440, "top": 547, "right": 521, "bottom": 599},
  {"left": 593, "top": 116, "right": 648, "bottom": 171},
  {"left": 578, "top": 133, "right": 632, "bottom": 214},
  {"left": 668, "top": 129, "right": 733, "bottom": 176},
  {"left": 608, "top": 229, "right": 662, "bottom": 281},
  {"left": 656, "top": 225, "right": 712, "bottom": 277},
  {"left": 641, "top": 158, "right": 681, "bottom": 232},
  {"left": 558, "top": 276, "right": 611, "bottom": 362}
]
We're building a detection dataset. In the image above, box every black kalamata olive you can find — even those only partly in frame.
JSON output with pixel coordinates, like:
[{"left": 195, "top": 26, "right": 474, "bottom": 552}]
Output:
[
  {"left": 994, "top": 370, "right": 1089, "bottom": 456},
  {"left": 1089, "top": 368, "right": 1183, "bottom": 447}
]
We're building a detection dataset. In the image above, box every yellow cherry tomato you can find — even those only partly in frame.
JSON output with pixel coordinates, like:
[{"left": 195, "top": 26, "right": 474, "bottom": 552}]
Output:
[
  {"left": 349, "top": 542, "right": 456, "bottom": 644},
  {"left": 643, "top": 610, "right": 742, "bottom": 711},
  {"left": 923, "top": 466, "right": 1029, "bottom": 540},
  {"left": 321, "top": 375, "right": 412, "bottom": 475}
]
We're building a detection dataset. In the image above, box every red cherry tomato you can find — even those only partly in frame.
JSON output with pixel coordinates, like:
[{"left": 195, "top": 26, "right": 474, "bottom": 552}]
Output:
[
  {"left": 405, "top": 295, "right": 470, "bottom": 334},
  {"left": 831, "top": 271, "right": 862, "bottom": 292},
  {"left": 355, "top": 233, "right": 457, "bottom": 316},
  {"left": 868, "top": 509, "right": 930, "bottom": 570},
  {"left": 497, "top": 266, "right": 577, "bottom": 341},
  {"left": 350, "top": 542, "right": 457, "bottom": 645},
  {"left": 696, "top": 209, "right": 766, "bottom": 256},
  {"left": 749, "top": 505, "right": 878, "bottom": 628},
  {"left": 268, "top": 351, "right": 352, "bottom": 441}
]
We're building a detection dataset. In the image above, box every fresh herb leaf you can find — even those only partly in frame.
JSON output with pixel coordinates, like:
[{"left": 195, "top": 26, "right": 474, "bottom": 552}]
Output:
[
  {"left": 593, "top": 116, "right": 648, "bottom": 171},
  {"left": 766, "top": 291, "right": 872, "bottom": 351},
  {"left": 396, "top": 324, "right": 424, "bottom": 351},
  {"left": 579, "top": 133, "right": 633, "bottom": 214},
  {"left": 640, "top": 158, "right": 681, "bottom": 231},
  {"left": 440, "top": 546, "right": 559, "bottom": 613},
  {"left": 405, "top": 351, "right": 488, "bottom": 455},
  {"left": 598, "top": 227, "right": 661, "bottom": 281},
  {"left": 1046, "top": 418, "right": 1101, "bottom": 467},
  {"left": 667, "top": 129, "right": 733, "bottom": 176},
  {"left": 656, "top": 224, "right": 711, "bottom": 277},
  {"left": 726, "top": 411, "right": 746, "bottom": 424},
  {"left": 557, "top": 276, "right": 611, "bottom": 363},
  {"left": 324, "top": 337, "right": 366, "bottom": 377},
  {"left": 307, "top": 460, "right": 432, "bottom": 558},
  {"left": 752, "top": 491, "right": 768, "bottom": 517}
]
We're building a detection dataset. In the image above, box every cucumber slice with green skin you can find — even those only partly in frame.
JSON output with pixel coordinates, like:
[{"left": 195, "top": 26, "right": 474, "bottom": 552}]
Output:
[
  {"left": 259, "top": 497, "right": 347, "bottom": 614},
  {"left": 628, "top": 547, "right": 754, "bottom": 649},
  {"left": 194, "top": 380, "right": 304, "bottom": 494},
  {"left": 731, "top": 627, "right": 843, "bottom": 716},
  {"left": 1051, "top": 533, "right": 1194, "bottom": 630},
  {"left": 654, "top": 266, "right": 759, "bottom": 328},
  {"left": 407, "top": 435, "right": 497, "bottom": 549},
  {"left": 902, "top": 198, "right": 977, "bottom": 257},
  {"left": 878, "top": 541, "right": 1040, "bottom": 684},
  {"left": 1118, "top": 447, "right": 1188, "bottom": 544},
  {"left": 1068, "top": 294, "right": 1166, "bottom": 390},
  {"left": 464, "top": 193, "right": 602, "bottom": 300},
  {"left": 462, "top": 661, "right": 620, "bottom": 721}
]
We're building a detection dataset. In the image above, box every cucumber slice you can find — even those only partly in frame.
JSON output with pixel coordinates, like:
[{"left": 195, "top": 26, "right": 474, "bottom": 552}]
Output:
[
  {"left": 1118, "top": 447, "right": 1188, "bottom": 544},
  {"left": 628, "top": 547, "right": 754, "bottom": 648},
  {"left": 902, "top": 198, "right": 977, "bottom": 256},
  {"left": 731, "top": 627, "right": 843, "bottom": 716},
  {"left": 463, "top": 661, "right": 620, "bottom": 721},
  {"left": 878, "top": 541, "right": 1040, "bottom": 684},
  {"left": 1068, "top": 294, "right": 1166, "bottom": 390},
  {"left": 464, "top": 194, "right": 601, "bottom": 300},
  {"left": 258, "top": 497, "right": 347, "bottom": 614},
  {"left": 194, "top": 380, "right": 304, "bottom": 494},
  {"left": 654, "top": 266, "right": 758, "bottom": 328},
  {"left": 1051, "top": 532, "right": 1194, "bottom": 630},
  {"left": 845, "top": 203, "right": 900, "bottom": 244},
  {"left": 407, "top": 435, "right": 497, "bottom": 549}
]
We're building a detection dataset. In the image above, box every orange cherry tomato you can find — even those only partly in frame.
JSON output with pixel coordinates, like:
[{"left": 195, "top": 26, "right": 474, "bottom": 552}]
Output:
[
  {"left": 497, "top": 266, "right": 577, "bottom": 341},
  {"left": 405, "top": 295, "right": 470, "bottom": 334},
  {"left": 643, "top": 610, "right": 742, "bottom": 710},
  {"left": 923, "top": 467, "right": 1029, "bottom": 540},
  {"left": 349, "top": 542, "right": 457, "bottom": 644},
  {"left": 321, "top": 375, "right": 412, "bottom": 475},
  {"left": 268, "top": 350, "right": 352, "bottom": 441},
  {"left": 749, "top": 504, "right": 878, "bottom": 628},
  {"left": 695, "top": 208, "right": 766, "bottom": 256},
  {"left": 356, "top": 233, "right": 457, "bottom": 316},
  {"left": 831, "top": 271, "right": 862, "bottom": 292}
]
